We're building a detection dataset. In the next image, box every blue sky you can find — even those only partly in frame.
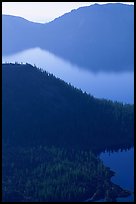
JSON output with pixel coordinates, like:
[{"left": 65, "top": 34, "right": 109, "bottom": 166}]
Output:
[{"left": 2, "top": 2, "right": 134, "bottom": 23}]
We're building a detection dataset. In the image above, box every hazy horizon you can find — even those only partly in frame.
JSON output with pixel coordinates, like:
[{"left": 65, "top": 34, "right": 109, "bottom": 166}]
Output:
[{"left": 2, "top": 2, "right": 134, "bottom": 23}]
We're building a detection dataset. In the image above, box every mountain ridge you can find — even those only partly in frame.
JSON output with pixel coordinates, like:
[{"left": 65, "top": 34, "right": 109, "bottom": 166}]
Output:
[
  {"left": 2, "top": 3, "right": 134, "bottom": 72},
  {"left": 2, "top": 3, "right": 133, "bottom": 24}
]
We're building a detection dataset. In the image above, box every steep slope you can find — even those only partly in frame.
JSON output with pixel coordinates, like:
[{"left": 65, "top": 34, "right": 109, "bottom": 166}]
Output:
[
  {"left": 2, "top": 3, "right": 134, "bottom": 72},
  {"left": 2, "top": 63, "right": 134, "bottom": 152}
]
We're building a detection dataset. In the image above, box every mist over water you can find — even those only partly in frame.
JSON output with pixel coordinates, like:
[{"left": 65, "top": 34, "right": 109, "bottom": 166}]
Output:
[
  {"left": 2, "top": 47, "right": 134, "bottom": 104},
  {"left": 2, "top": 48, "right": 134, "bottom": 202}
]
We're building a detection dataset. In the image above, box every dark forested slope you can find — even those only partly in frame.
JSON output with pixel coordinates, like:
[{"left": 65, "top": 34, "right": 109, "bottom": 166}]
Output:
[
  {"left": 2, "top": 145, "right": 131, "bottom": 202},
  {"left": 2, "top": 63, "right": 134, "bottom": 152}
]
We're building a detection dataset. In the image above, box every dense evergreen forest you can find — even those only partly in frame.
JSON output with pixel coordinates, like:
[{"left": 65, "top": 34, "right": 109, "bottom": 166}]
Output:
[
  {"left": 2, "top": 145, "right": 131, "bottom": 202},
  {"left": 2, "top": 63, "right": 134, "bottom": 152},
  {"left": 2, "top": 63, "right": 134, "bottom": 201}
]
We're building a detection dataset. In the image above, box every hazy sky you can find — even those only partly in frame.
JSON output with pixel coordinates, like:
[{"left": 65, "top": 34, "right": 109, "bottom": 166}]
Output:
[{"left": 2, "top": 2, "right": 134, "bottom": 23}]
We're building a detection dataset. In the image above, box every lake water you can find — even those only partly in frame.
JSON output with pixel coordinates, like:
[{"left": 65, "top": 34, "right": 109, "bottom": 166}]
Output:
[
  {"left": 100, "top": 148, "right": 134, "bottom": 202},
  {"left": 2, "top": 47, "right": 134, "bottom": 202},
  {"left": 2, "top": 47, "right": 134, "bottom": 104}
]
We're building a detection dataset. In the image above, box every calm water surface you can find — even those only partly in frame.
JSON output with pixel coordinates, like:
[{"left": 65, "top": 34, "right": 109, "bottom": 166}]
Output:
[
  {"left": 2, "top": 47, "right": 134, "bottom": 104},
  {"left": 100, "top": 148, "right": 134, "bottom": 202},
  {"left": 2, "top": 47, "right": 134, "bottom": 202}
]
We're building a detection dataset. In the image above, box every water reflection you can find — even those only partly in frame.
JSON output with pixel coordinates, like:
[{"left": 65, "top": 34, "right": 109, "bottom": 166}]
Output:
[
  {"left": 2, "top": 47, "right": 134, "bottom": 104},
  {"left": 2, "top": 47, "right": 134, "bottom": 202},
  {"left": 100, "top": 148, "right": 134, "bottom": 202}
]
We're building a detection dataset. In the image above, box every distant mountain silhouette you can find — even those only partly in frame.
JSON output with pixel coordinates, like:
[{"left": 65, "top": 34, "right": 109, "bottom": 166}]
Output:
[
  {"left": 2, "top": 63, "right": 134, "bottom": 152},
  {"left": 2, "top": 15, "right": 43, "bottom": 54},
  {"left": 2, "top": 3, "right": 134, "bottom": 72}
]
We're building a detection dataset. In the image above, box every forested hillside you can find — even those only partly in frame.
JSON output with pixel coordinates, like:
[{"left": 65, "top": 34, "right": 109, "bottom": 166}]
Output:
[
  {"left": 2, "top": 63, "right": 133, "bottom": 202},
  {"left": 2, "top": 63, "right": 134, "bottom": 152}
]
